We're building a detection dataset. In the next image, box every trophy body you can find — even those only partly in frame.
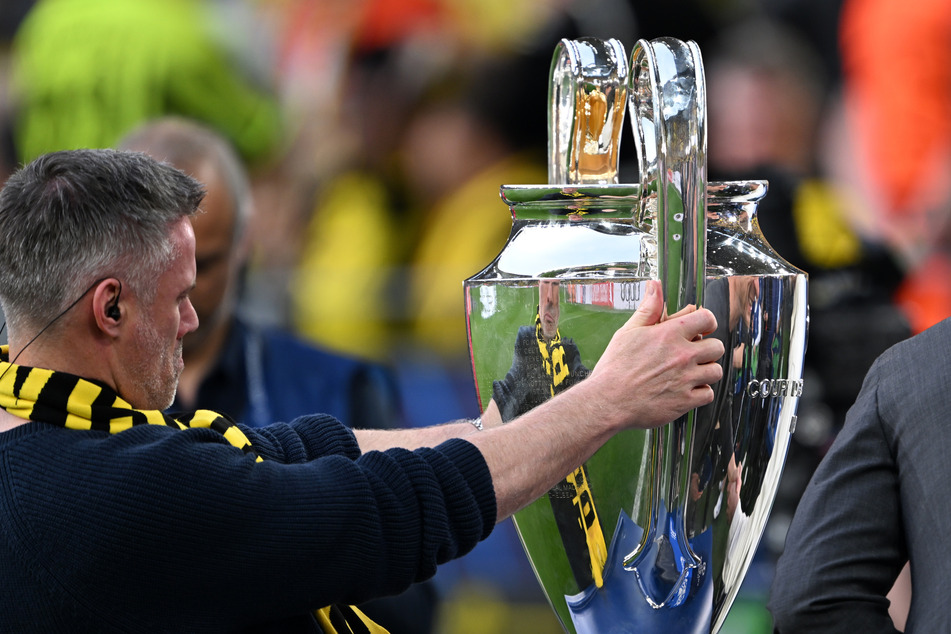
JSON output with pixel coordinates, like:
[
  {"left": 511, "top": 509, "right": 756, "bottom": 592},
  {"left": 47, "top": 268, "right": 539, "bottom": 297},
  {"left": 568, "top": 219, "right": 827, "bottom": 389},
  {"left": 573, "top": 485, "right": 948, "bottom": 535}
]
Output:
[{"left": 464, "top": 37, "right": 807, "bottom": 633}]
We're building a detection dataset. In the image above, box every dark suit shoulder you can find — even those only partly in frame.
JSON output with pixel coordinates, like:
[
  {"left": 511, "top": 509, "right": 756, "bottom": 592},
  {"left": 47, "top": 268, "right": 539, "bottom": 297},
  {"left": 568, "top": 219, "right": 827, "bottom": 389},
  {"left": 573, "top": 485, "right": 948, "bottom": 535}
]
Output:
[{"left": 861, "top": 317, "right": 951, "bottom": 425}]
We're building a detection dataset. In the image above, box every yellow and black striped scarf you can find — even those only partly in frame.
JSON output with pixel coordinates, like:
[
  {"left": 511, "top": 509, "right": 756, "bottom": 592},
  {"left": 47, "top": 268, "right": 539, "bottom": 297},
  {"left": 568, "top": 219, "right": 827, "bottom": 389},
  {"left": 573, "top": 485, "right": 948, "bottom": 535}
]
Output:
[
  {"left": 0, "top": 346, "right": 387, "bottom": 634},
  {"left": 534, "top": 312, "right": 570, "bottom": 391},
  {"left": 534, "top": 314, "right": 608, "bottom": 589}
]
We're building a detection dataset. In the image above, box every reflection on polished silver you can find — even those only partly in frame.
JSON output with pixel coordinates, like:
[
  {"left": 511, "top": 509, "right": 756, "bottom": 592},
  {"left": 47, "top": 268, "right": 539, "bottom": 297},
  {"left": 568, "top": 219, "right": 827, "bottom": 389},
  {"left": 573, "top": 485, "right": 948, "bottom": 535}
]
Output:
[
  {"left": 548, "top": 37, "right": 628, "bottom": 185},
  {"left": 464, "top": 36, "right": 808, "bottom": 633},
  {"left": 747, "top": 379, "right": 804, "bottom": 399}
]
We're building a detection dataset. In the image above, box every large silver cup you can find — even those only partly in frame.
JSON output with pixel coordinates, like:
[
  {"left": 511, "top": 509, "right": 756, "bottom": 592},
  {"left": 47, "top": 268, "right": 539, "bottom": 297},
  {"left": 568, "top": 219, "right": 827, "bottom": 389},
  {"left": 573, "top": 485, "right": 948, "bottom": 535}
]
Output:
[{"left": 465, "top": 37, "right": 808, "bottom": 632}]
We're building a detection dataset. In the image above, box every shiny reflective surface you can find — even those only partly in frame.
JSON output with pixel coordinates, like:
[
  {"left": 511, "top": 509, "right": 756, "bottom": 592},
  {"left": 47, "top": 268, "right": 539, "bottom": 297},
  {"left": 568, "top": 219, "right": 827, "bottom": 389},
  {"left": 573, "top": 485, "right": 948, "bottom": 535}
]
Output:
[
  {"left": 464, "top": 36, "right": 808, "bottom": 633},
  {"left": 466, "top": 184, "right": 806, "bottom": 633},
  {"left": 548, "top": 37, "right": 628, "bottom": 185}
]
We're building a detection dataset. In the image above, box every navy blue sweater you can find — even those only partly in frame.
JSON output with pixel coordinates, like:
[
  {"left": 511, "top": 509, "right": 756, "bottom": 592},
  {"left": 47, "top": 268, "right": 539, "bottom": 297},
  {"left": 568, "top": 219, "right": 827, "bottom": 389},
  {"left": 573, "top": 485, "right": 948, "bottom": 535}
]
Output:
[{"left": 0, "top": 415, "right": 495, "bottom": 632}]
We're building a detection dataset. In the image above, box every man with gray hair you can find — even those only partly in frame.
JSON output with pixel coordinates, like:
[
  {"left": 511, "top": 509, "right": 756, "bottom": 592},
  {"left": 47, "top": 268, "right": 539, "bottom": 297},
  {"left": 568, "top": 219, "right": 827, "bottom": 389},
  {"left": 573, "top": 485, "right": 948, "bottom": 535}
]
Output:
[
  {"left": 120, "top": 117, "right": 430, "bottom": 632},
  {"left": 119, "top": 117, "right": 402, "bottom": 433},
  {"left": 0, "top": 148, "right": 723, "bottom": 632}
]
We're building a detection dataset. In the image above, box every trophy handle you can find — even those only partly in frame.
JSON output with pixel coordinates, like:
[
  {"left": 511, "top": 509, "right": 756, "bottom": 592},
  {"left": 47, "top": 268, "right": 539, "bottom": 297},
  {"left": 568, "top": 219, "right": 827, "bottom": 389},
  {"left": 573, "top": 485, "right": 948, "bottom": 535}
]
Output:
[
  {"left": 548, "top": 37, "right": 628, "bottom": 184},
  {"left": 622, "top": 37, "right": 708, "bottom": 608}
]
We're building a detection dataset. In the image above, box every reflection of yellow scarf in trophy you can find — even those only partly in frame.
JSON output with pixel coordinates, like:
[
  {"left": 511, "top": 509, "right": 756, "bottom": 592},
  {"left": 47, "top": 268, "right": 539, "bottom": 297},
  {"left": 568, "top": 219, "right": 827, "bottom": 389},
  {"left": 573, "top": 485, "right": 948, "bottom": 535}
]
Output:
[{"left": 534, "top": 315, "right": 607, "bottom": 589}]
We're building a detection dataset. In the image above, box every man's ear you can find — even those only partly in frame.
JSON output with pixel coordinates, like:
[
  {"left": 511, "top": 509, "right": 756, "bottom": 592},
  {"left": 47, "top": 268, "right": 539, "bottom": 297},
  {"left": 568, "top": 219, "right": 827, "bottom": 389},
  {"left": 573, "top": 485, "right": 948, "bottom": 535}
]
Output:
[{"left": 91, "top": 278, "right": 123, "bottom": 334}]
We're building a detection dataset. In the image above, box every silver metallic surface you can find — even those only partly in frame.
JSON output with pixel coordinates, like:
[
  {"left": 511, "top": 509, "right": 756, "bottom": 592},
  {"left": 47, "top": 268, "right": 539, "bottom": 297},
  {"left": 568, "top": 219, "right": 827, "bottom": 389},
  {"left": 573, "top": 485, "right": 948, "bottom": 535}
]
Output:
[
  {"left": 548, "top": 37, "right": 628, "bottom": 185},
  {"left": 464, "top": 37, "right": 808, "bottom": 633}
]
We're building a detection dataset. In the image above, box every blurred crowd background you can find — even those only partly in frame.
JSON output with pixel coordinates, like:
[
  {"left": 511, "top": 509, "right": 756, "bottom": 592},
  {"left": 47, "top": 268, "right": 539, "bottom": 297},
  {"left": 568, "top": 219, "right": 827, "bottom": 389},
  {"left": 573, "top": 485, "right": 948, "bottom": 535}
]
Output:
[{"left": 1, "top": 0, "right": 946, "bottom": 631}]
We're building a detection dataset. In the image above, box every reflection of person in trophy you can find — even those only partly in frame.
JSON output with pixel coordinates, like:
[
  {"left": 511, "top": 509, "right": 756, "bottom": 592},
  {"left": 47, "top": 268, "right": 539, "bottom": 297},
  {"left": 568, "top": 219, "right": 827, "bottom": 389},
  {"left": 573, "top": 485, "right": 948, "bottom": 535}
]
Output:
[
  {"left": 688, "top": 276, "right": 758, "bottom": 535},
  {"left": 681, "top": 275, "right": 759, "bottom": 618},
  {"left": 482, "top": 279, "right": 607, "bottom": 590}
]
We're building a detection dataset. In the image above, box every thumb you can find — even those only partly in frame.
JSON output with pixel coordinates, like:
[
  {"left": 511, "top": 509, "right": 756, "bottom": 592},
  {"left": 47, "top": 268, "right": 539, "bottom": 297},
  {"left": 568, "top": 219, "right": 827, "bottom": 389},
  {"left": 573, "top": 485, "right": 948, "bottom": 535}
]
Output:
[{"left": 628, "top": 280, "right": 664, "bottom": 327}]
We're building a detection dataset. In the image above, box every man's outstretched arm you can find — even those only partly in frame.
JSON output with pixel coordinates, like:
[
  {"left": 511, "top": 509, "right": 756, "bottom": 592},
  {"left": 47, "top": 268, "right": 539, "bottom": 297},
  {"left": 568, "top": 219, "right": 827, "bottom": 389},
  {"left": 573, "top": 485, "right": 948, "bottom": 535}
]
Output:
[{"left": 354, "top": 280, "right": 723, "bottom": 522}]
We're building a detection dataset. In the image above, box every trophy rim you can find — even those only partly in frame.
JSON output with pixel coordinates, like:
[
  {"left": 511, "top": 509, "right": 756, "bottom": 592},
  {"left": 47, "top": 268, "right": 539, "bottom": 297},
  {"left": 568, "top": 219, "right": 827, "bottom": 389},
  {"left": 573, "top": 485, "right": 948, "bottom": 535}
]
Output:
[{"left": 499, "top": 180, "right": 768, "bottom": 209}]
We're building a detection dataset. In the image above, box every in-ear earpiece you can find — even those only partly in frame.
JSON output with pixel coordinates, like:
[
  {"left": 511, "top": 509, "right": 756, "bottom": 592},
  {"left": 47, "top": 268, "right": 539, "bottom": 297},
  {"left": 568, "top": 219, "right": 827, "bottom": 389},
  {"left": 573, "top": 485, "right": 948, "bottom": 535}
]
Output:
[
  {"left": 1, "top": 276, "right": 117, "bottom": 379},
  {"left": 107, "top": 280, "right": 122, "bottom": 320}
]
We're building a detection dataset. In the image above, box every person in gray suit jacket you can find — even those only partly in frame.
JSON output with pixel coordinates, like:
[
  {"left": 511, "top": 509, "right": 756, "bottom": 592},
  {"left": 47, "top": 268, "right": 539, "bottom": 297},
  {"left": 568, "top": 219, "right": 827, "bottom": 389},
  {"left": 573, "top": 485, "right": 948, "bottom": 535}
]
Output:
[{"left": 767, "top": 317, "right": 951, "bottom": 632}]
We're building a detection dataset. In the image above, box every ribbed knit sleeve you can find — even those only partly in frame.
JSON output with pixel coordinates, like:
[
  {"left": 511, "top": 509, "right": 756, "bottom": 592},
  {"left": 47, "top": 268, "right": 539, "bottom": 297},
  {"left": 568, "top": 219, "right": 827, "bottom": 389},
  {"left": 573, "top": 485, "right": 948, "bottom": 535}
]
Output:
[
  {"left": 0, "top": 415, "right": 496, "bottom": 632},
  {"left": 246, "top": 413, "right": 363, "bottom": 462}
]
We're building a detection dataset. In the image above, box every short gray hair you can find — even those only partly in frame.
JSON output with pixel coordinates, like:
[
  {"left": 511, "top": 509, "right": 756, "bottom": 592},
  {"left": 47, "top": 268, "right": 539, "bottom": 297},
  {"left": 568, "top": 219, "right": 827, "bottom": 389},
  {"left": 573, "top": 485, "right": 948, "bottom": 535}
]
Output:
[{"left": 0, "top": 148, "right": 205, "bottom": 334}]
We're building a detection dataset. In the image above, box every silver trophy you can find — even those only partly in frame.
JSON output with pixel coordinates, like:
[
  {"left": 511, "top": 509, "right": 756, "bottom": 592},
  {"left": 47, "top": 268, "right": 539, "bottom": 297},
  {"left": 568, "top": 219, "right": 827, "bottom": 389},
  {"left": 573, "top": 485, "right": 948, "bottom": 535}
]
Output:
[{"left": 465, "top": 37, "right": 808, "bottom": 632}]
